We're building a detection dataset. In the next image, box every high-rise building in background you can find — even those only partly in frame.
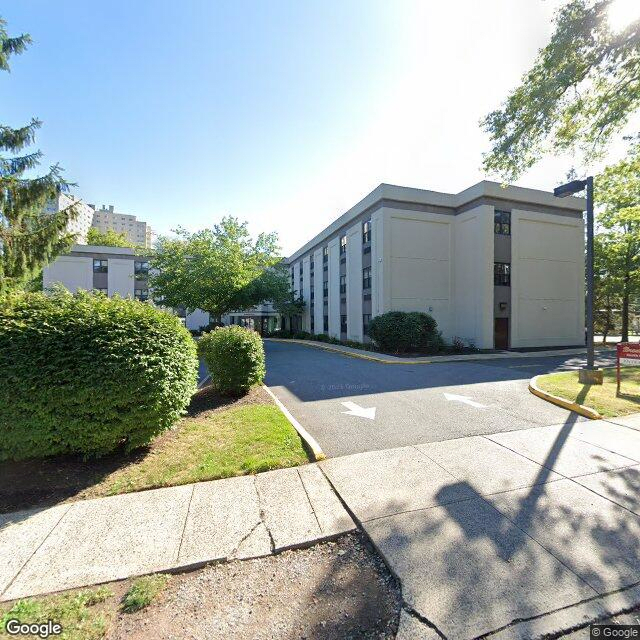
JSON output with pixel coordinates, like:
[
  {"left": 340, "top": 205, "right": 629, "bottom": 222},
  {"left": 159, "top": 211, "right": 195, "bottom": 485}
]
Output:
[
  {"left": 44, "top": 193, "right": 95, "bottom": 244},
  {"left": 89, "top": 204, "right": 154, "bottom": 248}
]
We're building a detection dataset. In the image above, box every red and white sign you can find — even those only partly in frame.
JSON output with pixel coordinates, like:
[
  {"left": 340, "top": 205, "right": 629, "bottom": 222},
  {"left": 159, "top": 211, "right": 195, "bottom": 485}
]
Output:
[
  {"left": 618, "top": 342, "right": 640, "bottom": 366},
  {"left": 617, "top": 342, "right": 640, "bottom": 392}
]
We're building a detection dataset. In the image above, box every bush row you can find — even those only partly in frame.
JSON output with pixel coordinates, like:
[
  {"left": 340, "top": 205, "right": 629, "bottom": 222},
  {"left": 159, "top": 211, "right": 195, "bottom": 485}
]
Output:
[{"left": 267, "top": 311, "right": 447, "bottom": 354}]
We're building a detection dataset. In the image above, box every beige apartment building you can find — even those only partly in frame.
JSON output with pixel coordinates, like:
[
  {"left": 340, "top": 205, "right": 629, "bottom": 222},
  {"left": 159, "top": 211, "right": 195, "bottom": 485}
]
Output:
[
  {"left": 42, "top": 245, "right": 208, "bottom": 331},
  {"left": 44, "top": 193, "right": 95, "bottom": 244},
  {"left": 285, "top": 181, "right": 586, "bottom": 350},
  {"left": 89, "top": 204, "right": 154, "bottom": 248}
]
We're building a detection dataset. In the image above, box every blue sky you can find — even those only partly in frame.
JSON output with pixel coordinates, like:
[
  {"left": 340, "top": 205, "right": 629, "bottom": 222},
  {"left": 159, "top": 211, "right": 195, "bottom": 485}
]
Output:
[{"left": 2, "top": 1, "right": 635, "bottom": 254}]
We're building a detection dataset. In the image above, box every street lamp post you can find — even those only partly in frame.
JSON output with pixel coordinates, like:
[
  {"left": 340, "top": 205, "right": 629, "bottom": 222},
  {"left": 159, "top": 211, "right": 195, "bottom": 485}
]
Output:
[{"left": 553, "top": 176, "right": 603, "bottom": 385}]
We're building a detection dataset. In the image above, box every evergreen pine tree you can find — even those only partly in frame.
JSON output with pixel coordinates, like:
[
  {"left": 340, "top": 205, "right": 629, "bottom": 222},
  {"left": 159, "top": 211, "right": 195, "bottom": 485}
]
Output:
[{"left": 0, "top": 17, "right": 78, "bottom": 292}]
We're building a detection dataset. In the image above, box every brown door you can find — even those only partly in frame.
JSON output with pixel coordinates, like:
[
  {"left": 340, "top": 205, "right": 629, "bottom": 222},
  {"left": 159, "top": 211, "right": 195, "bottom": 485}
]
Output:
[{"left": 494, "top": 318, "right": 509, "bottom": 349}]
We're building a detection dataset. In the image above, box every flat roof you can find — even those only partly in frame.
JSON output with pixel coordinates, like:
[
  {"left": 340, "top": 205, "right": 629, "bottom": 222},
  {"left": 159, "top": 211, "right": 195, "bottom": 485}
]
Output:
[{"left": 286, "top": 180, "right": 585, "bottom": 263}]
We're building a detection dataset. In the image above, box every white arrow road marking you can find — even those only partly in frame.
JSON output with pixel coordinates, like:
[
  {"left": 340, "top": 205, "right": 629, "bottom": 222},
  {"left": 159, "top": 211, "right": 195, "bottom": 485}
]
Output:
[
  {"left": 443, "top": 392, "right": 488, "bottom": 409},
  {"left": 341, "top": 401, "right": 377, "bottom": 420}
]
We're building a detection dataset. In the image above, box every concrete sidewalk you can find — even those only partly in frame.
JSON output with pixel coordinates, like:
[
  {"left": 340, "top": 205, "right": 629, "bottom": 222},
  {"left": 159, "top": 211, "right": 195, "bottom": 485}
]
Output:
[
  {"left": 322, "top": 416, "right": 640, "bottom": 639},
  {"left": 0, "top": 465, "right": 354, "bottom": 601},
  {"left": 4, "top": 413, "right": 640, "bottom": 639}
]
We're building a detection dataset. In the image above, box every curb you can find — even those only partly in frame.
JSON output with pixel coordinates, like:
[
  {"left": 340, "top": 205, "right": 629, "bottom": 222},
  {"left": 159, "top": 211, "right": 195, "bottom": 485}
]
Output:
[
  {"left": 262, "top": 385, "right": 326, "bottom": 461},
  {"left": 265, "top": 338, "right": 611, "bottom": 365},
  {"left": 265, "top": 339, "right": 433, "bottom": 365},
  {"left": 529, "top": 375, "right": 603, "bottom": 420}
]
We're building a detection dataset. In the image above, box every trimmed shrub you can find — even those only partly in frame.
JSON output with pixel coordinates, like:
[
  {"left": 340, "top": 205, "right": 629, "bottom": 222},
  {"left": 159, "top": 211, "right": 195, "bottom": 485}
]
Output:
[
  {"left": 406, "top": 312, "right": 445, "bottom": 353},
  {"left": 0, "top": 290, "right": 198, "bottom": 461},
  {"left": 264, "top": 329, "right": 292, "bottom": 338},
  {"left": 369, "top": 311, "right": 443, "bottom": 353},
  {"left": 291, "top": 330, "right": 313, "bottom": 340},
  {"left": 198, "top": 325, "right": 265, "bottom": 395},
  {"left": 190, "top": 320, "right": 224, "bottom": 337}
]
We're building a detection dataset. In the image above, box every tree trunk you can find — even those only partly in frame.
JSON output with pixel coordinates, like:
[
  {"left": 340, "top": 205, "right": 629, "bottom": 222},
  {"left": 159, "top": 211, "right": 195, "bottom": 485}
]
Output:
[
  {"left": 621, "top": 246, "right": 632, "bottom": 342},
  {"left": 621, "top": 285, "right": 630, "bottom": 342}
]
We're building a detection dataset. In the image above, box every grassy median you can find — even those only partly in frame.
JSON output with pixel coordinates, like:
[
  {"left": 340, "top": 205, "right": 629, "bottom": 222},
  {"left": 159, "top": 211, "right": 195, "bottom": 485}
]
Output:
[
  {"left": 98, "top": 400, "right": 309, "bottom": 497},
  {"left": 0, "top": 386, "right": 310, "bottom": 512},
  {"left": 536, "top": 367, "right": 640, "bottom": 417}
]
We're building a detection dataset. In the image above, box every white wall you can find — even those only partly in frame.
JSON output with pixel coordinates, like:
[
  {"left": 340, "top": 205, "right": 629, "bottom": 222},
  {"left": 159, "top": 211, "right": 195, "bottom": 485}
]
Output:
[
  {"left": 328, "top": 237, "right": 340, "bottom": 338},
  {"left": 43, "top": 256, "right": 93, "bottom": 293},
  {"left": 511, "top": 209, "right": 584, "bottom": 348},
  {"left": 107, "top": 258, "right": 134, "bottom": 297},
  {"left": 370, "top": 209, "right": 385, "bottom": 318},
  {"left": 313, "top": 248, "right": 323, "bottom": 334},
  {"left": 346, "top": 222, "right": 363, "bottom": 341},
  {"left": 186, "top": 309, "right": 210, "bottom": 330},
  {"left": 293, "top": 261, "right": 300, "bottom": 299},
  {"left": 383, "top": 207, "right": 456, "bottom": 340},
  {"left": 453, "top": 205, "right": 494, "bottom": 348},
  {"left": 302, "top": 256, "right": 311, "bottom": 331}
]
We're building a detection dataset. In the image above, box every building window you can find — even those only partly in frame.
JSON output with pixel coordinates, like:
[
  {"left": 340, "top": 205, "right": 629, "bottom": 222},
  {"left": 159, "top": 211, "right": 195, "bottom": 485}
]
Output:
[
  {"left": 323, "top": 246, "right": 329, "bottom": 263},
  {"left": 310, "top": 258, "right": 314, "bottom": 271},
  {"left": 93, "top": 259, "right": 108, "bottom": 273},
  {"left": 494, "top": 210, "right": 511, "bottom": 235},
  {"left": 494, "top": 262, "right": 511, "bottom": 286},
  {"left": 94, "top": 288, "right": 108, "bottom": 295},
  {"left": 363, "top": 314, "right": 371, "bottom": 336},
  {"left": 340, "top": 235, "right": 347, "bottom": 254},
  {"left": 340, "top": 315, "right": 347, "bottom": 333},
  {"left": 134, "top": 260, "right": 149, "bottom": 279},
  {"left": 135, "top": 288, "right": 149, "bottom": 301},
  {"left": 310, "top": 317, "right": 314, "bottom": 332},
  {"left": 339, "top": 274, "right": 346, "bottom": 294},
  {"left": 363, "top": 220, "right": 371, "bottom": 243},
  {"left": 323, "top": 281, "right": 328, "bottom": 298},
  {"left": 310, "top": 285, "right": 314, "bottom": 301},
  {"left": 323, "top": 315, "right": 329, "bottom": 332},
  {"left": 362, "top": 267, "right": 371, "bottom": 290}
]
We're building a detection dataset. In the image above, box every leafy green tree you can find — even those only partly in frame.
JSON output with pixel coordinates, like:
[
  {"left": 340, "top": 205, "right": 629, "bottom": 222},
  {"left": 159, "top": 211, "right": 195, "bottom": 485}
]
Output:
[
  {"left": 87, "top": 227, "right": 135, "bottom": 248},
  {"left": 149, "top": 217, "right": 288, "bottom": 319},
  {"left": 482, "top": 0, "right": 640, "bottom": 180},
  {"left": 594, "top": 143, "right": 640, "bottom": 341},
  {"left": 0, "top": 17, "right": 78, "bottom": 292},
  {"left": 594, "top": 233, "right": 621, "bottom": 341}
]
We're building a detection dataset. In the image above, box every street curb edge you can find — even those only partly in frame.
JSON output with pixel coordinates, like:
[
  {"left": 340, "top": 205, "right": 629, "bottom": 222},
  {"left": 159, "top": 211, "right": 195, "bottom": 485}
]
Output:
[
  {"left": 528, "top": 375, "right": 603, "bottom": 420},
  {"left": 262, "top": 385, "right": 327, "bottom": 461}
]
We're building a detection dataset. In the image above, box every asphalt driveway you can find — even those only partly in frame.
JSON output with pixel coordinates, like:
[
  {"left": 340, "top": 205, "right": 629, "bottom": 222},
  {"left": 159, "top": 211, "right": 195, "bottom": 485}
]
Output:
[{"left": 263, "top": 341, "right": 616, "bottom": 457}]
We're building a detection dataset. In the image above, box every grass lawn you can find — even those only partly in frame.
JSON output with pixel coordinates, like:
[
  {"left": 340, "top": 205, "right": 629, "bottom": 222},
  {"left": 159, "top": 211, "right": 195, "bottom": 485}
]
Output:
[
  {"left": 100, "top": 398, "right": 309, "bottom": 497},
  {"left": 0, "top": 586, "right": 115, "bottom": 640},
  {"left": 0, "top": 576, "right": 169, "bottom": 640},
  {"left": 0, "top": 386, "right": 310, "bottom": 513},
  {"left": 536, "top": 367, "right": 640, "bottom": 417}
]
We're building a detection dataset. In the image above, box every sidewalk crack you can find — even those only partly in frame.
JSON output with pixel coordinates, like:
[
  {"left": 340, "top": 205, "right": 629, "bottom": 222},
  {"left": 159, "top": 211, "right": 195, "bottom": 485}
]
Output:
[
  {"left": 253, "top": 475, "right": 275, "bottom": 553},
  {"left": 175, "top": 484, "right": 196, "bottom": 563},
  {"left": 229, "top": 520, "right": 262, "bottom": 559},
  {"left": 297, "top": 468, "right": 322, "bottom": 534},
  {"left": 402, "top": 602, "right": 449, "bottom": 639}
]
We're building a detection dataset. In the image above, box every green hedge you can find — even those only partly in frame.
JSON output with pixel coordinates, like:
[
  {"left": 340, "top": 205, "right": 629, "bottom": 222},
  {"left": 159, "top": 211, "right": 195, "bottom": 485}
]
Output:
[
  {"left": 198, "top": 325, "right": 265, "bottom": 395},
  {"left": 0, "top": 290, "right": 198, "bottom": 461},
  {"left": 368, "top": 311, "right": 444, "bottom": 353}
]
